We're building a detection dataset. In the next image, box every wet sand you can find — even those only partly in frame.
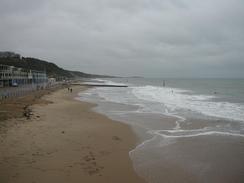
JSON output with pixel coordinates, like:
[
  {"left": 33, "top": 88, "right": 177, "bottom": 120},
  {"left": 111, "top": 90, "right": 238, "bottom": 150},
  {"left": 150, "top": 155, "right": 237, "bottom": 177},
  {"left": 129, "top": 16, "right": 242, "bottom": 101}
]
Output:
[
  {"left": 0, "top": 86, "right": 146, "bottom": 183},
  {"left": 131, "top": 133, "right": 244, "bottom": 183},
  {"left": 86, "top": 100, "right": 244, "bottom": 183}
]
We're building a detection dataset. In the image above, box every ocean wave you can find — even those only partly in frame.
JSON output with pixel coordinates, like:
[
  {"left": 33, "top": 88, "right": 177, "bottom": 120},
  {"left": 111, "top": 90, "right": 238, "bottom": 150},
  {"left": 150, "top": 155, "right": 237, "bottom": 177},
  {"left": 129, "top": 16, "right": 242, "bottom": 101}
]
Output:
[{"left": 132, "top": 85, "right": 244, "bottom": 122}]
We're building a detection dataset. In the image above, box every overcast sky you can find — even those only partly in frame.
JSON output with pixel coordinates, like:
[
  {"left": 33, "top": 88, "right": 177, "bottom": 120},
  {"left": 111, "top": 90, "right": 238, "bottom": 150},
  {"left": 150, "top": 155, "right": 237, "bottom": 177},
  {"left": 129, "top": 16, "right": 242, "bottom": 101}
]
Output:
[{"left": 0, "top": 0, "right": 244, "bottom": 78}]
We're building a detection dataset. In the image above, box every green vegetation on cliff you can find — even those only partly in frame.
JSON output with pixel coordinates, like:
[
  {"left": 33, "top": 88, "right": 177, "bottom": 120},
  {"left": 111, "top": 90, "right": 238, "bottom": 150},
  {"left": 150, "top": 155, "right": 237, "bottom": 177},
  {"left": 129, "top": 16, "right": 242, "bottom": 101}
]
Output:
[{"left": 0, "top": 52, "right": 114, "bottom": 79}]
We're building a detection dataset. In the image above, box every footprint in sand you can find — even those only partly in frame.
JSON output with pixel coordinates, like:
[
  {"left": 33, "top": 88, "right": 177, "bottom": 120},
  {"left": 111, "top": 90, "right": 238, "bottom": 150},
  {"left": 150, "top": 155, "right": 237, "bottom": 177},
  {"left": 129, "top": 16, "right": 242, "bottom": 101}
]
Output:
[
  {"left": 81, "top": 151, "right": 103, "bottom": 176},
  {"left": 112, "top": 136, "right": 122, "bottom": 141}
]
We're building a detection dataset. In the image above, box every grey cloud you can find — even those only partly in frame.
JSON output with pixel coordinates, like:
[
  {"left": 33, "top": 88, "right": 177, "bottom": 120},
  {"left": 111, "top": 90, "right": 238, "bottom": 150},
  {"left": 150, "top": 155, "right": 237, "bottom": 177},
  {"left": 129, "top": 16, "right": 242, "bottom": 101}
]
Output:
[{"left": 0, "top": 0, "right": 244, "bottom": 77}]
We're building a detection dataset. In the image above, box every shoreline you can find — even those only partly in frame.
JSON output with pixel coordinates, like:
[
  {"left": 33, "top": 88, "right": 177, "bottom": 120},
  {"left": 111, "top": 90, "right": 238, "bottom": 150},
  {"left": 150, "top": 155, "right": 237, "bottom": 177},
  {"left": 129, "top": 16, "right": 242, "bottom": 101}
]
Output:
[
  {"left": 81, "top": 83, "right": 244, "bottom": 183},
  {"left": 0, "top": 86, "right": 146, "bottom": 183}
]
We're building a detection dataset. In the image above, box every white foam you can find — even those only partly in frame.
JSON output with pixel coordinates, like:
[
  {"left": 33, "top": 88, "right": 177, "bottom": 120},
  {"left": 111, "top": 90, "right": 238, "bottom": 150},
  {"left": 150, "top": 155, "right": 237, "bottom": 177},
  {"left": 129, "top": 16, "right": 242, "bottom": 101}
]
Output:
[
  {"left": 132, "top": 85, "right": 244, "bottom": 122},
  {"left": 129, "top": 127, "right": 244, "bottom": 155},
  {"left": 86, "top": 79, "right": 127, "bottom": 86},
  {"left": 155, "top": 130, "right": 244, "bottom": 138},
  {"left": 90, "top": 87, "right": 140, "bottom": 106}
]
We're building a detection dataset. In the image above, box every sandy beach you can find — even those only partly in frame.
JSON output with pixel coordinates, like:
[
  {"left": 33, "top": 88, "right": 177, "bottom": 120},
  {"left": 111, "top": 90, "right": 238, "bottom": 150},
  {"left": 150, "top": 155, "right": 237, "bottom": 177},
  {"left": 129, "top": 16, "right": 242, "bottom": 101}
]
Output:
[{"left": 0, "top": 86, "right": 146, "bottom": 183}]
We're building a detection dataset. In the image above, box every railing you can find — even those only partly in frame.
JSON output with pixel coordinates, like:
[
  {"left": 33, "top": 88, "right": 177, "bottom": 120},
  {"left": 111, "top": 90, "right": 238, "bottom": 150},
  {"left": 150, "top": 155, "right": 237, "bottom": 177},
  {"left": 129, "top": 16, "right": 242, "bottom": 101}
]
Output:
[
  {"left": 0, "top": 85, "right": 36, "bottom": 100},
  {"left": 0, "top": 82, "right": 63, "bottom": 100}
]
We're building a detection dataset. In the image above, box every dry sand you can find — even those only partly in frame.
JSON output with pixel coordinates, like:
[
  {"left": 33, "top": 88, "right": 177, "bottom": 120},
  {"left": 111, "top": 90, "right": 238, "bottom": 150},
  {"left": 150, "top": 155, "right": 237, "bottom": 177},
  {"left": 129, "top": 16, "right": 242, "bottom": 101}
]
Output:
[{"left": 0, "top": 86, "right": 146, "bottom": 183}]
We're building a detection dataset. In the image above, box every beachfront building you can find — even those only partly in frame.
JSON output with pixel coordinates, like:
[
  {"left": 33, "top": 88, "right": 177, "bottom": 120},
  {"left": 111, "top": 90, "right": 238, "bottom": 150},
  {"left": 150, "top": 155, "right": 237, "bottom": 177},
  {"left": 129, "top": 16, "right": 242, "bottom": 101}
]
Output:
[{"left": 0, "top": 64, "right": 47, "bottom": 87}]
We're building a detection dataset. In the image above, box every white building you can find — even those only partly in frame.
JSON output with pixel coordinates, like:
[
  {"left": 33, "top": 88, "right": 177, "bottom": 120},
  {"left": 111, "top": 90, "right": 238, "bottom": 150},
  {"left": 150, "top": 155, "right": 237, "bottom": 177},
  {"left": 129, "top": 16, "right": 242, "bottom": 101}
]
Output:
[{"left": 0, "top": 64, "right": 47, "bottom": 87}]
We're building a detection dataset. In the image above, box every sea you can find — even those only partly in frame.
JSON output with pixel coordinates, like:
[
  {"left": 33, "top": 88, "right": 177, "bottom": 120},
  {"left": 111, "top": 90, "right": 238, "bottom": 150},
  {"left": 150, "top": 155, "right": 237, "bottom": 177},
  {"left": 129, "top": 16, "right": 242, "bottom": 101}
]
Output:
[{"left": 78, "top": 78, "right": 244, "bottom": 183}]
